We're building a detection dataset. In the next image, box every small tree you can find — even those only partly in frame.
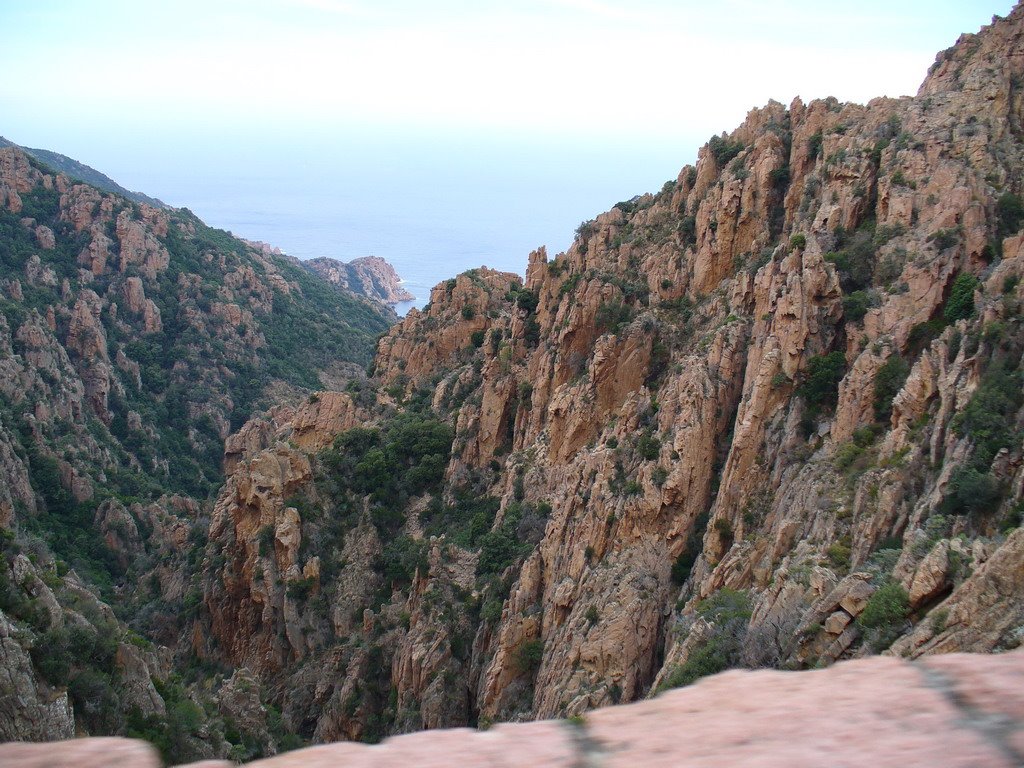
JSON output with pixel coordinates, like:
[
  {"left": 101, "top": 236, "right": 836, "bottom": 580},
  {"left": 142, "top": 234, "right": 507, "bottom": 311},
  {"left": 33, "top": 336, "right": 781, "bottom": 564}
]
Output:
[
  {"left": 873, "top": 355, "right": 910, "bottom": 422},
  {"left": 514, "top": 639, "right": 544, "bottom": 673},
  {"left": 799, "top": 352, "right": 846, "bottom": 411},
  {"left": 858, "top": 582, "right": 909, "bottom": 652},
  {"left": 944, "top": 272, "right": 977, "bottom": 323}
]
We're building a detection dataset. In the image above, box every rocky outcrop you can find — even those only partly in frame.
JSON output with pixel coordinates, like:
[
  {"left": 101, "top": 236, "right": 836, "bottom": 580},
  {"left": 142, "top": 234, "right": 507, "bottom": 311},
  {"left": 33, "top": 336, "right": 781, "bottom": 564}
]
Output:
[
  {"left": 176, "top": 7, "right": 1024, "bottom": 756},
  {"left": 0, "top": 612, "right": 75, "bottom": 742},
  {"left": 0, "top": 138, "right": 395, "bottom": 751},
  {"left": 203, "top": 392, "right": 364, "bottom": 669},
  {"left": 224, "top": 4, "right": 1024, "bottom": 738},
  {"left": 375, "top": 268, "right": 520, "bottom": 393},
  {"left": 305, "top": 256, "right": 414, "bottom": 306}
]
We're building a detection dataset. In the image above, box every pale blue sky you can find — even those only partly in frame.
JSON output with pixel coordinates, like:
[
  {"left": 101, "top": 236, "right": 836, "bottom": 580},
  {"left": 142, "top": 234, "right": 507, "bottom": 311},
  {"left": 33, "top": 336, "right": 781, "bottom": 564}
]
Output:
[
  {"left": 0, "top": 1, "right": 1016, "bottom": 289},
  {"left": 2, "top": 1, "right": 1014, "bottom": 149}
]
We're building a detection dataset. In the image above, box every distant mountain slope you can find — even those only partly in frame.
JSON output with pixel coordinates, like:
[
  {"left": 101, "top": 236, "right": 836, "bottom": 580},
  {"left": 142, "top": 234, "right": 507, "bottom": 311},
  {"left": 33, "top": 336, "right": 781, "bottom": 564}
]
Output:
[
  {"left": 0, "top": 135, "right": 167, "bottom": 208},
  {"left": 0, "top": 142, "right": 398, "bottom": 756},
  {"left": 0, "top": 141, "right": 394, "bottom": 576},
  {"left": 305, "top": 255, "right": 415, "bottom": 305}
]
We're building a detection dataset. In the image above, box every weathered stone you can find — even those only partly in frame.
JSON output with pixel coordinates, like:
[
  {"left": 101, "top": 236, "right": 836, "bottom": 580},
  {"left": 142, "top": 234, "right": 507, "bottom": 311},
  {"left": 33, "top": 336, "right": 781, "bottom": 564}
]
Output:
[
  {"left": 5, "top": 652, "right": 1024, "bottom": 767},
  {"left": 824, "top": 610, "right": 851, "bottom": 635}
]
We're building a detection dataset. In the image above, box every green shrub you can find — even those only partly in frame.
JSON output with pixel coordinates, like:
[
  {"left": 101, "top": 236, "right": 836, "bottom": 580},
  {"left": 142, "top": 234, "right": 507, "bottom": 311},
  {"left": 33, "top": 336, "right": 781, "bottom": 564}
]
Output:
[
  {"left": 858, "top": 581, "right": 909, "bottom": 651},
  {"left": 906, "top": 319, "right": 945, "bottom": 357},
  {"left": 834, "top": 441, "right": 865, "bottom": 472},
  {"left": 769, "top": 166, "right": 790, "bottom": 189},
  {"left": 789, "top": 233, "right": 807, "bottom": 250},
  {"left": 321, "top": 415, "right": 454, "bottom": 507},
  {"left": 380, "top": 535, "right": 428, "bottom": 585},
  {"left": 636, "top": 432, "right": 660, "bottom": 461},
  {"left": 929, "top": 228, "right": 960, "bottom": 252},
  {"left": 953, "top": 365, "right": 1023, "bottom": 468},
  {"left": 826, "top": 542, "right": 851, "bottom": 571},
  {"left": 69, "top": 669, "right": 121, "bottom": 733},
  {"left": 696, "top": 589, "right": 751, "bottom": 622},
  {"left": 941, "top": 467, "right": 1000, "bottom": 518},
  {"left": 671, "top": 512, "right": 709, "bottom": 585},
  {"left": 799, "top": 352, "right": 846, "bottom": 412},
  {"left": 523, "top": 316, "right": 541, "bottom": 347},
  {"left": 595, "top": 301, "right": 635, "bottom": 335},
  {"left": 257, "top": 525, "right": 275, "bottom": 557},
  {"left": 652, "top": 466, "right": 669, "bottom": 486},
  {"left": 477, "top": 530, "right": 519, "bottom": 576},
  {"left": 658, "top": 635, "right": 734, "bottom": 690},
  {"left": 479, "top": 600, "right": 502, "bottom": 623},
  {"left": 807, "top": 131, "right": 824, "bottom": 160},
  {"left": 659, "top": 590, "right": 750, "bottom": 691},
  {"left": 1001, "top": 501, "right": 1023, "bottom": 532},
  {"left": 944, "top": 272, "right": 978, "bottom": 323},
  {"left": 825, "top": 225, "right": 876, "bottom": 293},
  {"left": 513, "top": 639, "right": 544, "bottom": 673},
  {"left": 514, "top": 289, "right": 539, "bottom": 314},
  {"left": 671, "top": 550, "right": 696, "bottom": 586},
  {"left": 286, "top": 577, "right": 316, "bottom": 602},
  {"left": 678, "top": 216, "right": 697, "bottom": 247},
  {"left": 470, "top": 329, "right": 486, "bottom": 348},
  {"left": 31, "top": 629, "right": 71, "bottom": 685},
  {"left": 873, "top": 355, "right": 910, "bottom": 422},
  {"left": 708, "top": 135, "right": 745, "bottom": 166},
  {"left": 842, "top": 290, "right": 874, "bottom": 323},
  {"left": 891, "top": 170, "right": 912, "bottom": 187},
  {"left": 996, "top": 193, "right": 1023, "bottom": 239}
]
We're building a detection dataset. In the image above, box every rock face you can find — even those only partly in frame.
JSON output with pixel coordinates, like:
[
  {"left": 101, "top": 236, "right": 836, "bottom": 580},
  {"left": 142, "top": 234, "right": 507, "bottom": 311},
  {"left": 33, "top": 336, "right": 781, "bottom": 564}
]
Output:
[
  {"left": 304, "top": 255, "right": 415, "bottom": 306},
  {"left": 7, "top": 5, "right": 1024, "bottom": 763},
  {"left": 3, "top": 649, "right": 1024, "bottom": 767},
  {"left": 193, "top": 5, "right": 1024, "bottom": 748},
  {"left": 0, "top": 139, "right": 393, "bottom": 747},
  {"left": 0, "top": 141, "right": 391, "bottom": 531}
]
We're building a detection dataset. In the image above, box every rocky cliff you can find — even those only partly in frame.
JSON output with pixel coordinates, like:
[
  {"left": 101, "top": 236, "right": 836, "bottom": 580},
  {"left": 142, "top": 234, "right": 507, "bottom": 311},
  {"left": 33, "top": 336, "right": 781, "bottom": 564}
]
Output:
[
  {"left": 0, "top": 144, "right": 395, "bottom": 757},
  {"left": 5, "top": 4, "right": 1024, "bottom": 764},
  {"left": 193, "top": 3, "right": 1024, "bottom": 749},
  {"left": 305, "top": 256, "right": 415, "bottom": 307}
]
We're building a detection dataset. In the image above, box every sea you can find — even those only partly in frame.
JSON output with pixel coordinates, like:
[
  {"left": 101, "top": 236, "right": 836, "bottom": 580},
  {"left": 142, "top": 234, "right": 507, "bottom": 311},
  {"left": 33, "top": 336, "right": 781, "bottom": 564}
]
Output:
[{"left": 127, "top": 133, "right": 695, "bottom": 315}]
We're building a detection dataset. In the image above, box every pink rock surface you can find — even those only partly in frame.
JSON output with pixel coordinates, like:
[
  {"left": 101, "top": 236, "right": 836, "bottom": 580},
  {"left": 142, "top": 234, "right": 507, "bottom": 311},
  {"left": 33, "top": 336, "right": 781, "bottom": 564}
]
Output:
[
  {"left": 0, "top": 737, "right": 160, "bottom": 767},
  {"left": 922, "top": 651, "right": 1024, "bottom": 722},
  {"left": 244, "top": 721, "right": 577, "bottom": 767},
  {"left": 4, "top": 652, "right": 1024, "bottom": 767},
  {"left": 584, "top": 656, "right": 1017, "bottom": 768}
]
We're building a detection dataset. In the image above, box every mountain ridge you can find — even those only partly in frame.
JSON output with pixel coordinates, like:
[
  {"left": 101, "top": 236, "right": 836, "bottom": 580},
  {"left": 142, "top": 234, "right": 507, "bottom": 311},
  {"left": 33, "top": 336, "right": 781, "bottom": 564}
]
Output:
[
  {"left": 198, "top": 1, "right": 1024, "bottom": 743},
  {"left": 2, "top": 4, "right": 1024, "bottom": 763},
  {"left": 0, "top": 136, "right": 168, "bottom": 209}
]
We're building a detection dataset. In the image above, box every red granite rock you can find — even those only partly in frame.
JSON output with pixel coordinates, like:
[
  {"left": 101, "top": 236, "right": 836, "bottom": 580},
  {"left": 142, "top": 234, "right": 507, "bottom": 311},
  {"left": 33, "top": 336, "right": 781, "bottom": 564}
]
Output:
[
  {"left": 4, "top": 652, "right": 1024, "bottom": 768},
  {"left": 0, "top": 737, "right": 160, "bottom": 768}
]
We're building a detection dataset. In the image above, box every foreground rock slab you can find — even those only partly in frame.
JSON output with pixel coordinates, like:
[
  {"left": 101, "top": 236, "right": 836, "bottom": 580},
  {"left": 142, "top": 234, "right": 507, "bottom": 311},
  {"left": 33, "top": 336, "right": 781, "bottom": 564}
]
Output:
[
  {"left": 0, "top": 737, "right": 161, "bottom": 767},
  {"left": 2, "top": 650, "right": 1022, "bottom": 767}
]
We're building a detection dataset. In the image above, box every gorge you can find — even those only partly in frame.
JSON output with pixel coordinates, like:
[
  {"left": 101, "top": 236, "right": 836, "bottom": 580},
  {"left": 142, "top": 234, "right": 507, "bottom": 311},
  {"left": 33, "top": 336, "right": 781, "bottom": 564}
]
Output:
[{"left": 2, "top": 5, "right": 1024, "bottom": 765}]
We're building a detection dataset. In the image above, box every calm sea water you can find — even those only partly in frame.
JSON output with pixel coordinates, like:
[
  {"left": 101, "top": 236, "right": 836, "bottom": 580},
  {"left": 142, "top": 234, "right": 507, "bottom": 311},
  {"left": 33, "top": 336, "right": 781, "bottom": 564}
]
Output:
[{"left": 126, "top": 134, "right": 693, "bottom": 314}]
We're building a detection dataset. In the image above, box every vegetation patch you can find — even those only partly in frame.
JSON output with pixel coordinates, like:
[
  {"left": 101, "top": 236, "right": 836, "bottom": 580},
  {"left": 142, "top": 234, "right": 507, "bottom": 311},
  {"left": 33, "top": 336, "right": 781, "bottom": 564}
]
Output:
[
  {"left": 857, "top": 581, "right": 910, "bottom": 652},
  {"left": 658, "top": 590, "right": 751, "bottom": 691}
]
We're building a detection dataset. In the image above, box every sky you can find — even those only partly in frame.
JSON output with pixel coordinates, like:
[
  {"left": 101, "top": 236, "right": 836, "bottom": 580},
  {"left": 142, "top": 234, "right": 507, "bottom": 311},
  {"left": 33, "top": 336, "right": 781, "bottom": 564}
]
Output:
[
  {"left": 1, "top": 1, "right": 1013, "bottom": 145},
  {"left": 0, "top": 1, "right": 1017, "bottom": 297}
]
